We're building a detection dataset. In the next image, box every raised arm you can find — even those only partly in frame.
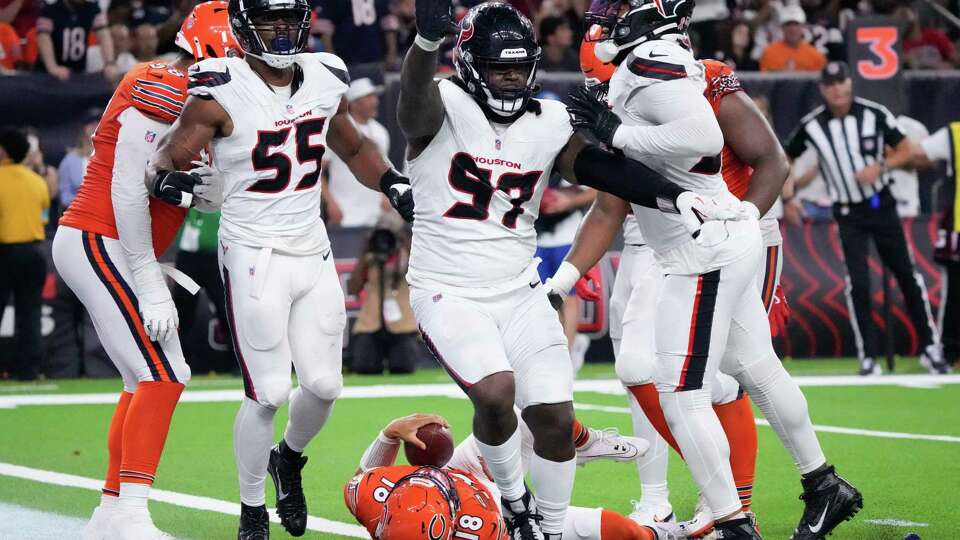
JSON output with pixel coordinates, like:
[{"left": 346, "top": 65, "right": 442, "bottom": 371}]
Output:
[
  {"left": 717, "top": 91, "right": 789, "bottom": 216},
  {"left": 327, "top": 97, "right": 414, "bottom": 222},
  {"left": 397, "top": 0, "right": 459, "bottom": 157}
]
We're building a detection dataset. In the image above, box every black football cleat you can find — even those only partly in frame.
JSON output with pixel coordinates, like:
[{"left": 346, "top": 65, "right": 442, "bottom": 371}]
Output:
[
  {"left": 790, "top": 465, "right": 863, "bottom": 539},
  {"left": 238, "top": 503, "right": 269, "bottom": 540},
  {"left": 501, "top": 489, "right": 545, "bottom": 540},
  {"left": 268, "top": 444, "right": 308, "bottom": 537},
  {"left": 711, "top": 517, "right": 763, "bottom": 539}
]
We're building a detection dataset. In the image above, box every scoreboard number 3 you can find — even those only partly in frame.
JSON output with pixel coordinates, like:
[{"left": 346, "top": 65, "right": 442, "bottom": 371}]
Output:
[{"left": 855, "top": 26, "right": 899, "bottom": 80}]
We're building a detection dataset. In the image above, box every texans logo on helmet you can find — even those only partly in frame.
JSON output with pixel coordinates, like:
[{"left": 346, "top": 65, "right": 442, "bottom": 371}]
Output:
[{"left": 456, "top": 20, "right": 475, "bottom": 50}]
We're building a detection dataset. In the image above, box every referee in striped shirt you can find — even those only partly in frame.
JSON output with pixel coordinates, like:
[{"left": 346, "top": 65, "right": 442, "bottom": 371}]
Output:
[{"left": 784, "top": 61, "right": 948, "bottom": 375}]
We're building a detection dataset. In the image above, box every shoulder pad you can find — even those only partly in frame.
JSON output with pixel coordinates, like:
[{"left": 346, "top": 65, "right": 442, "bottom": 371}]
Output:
[
  {"left": 627, "top": 40, "right": 693, "bottom": 82},
  {"left": 188, "top": 57, "right": 235, "bottom": 94},
  {"left": 129, "top": 62, "right": 188, "bottom": 124},
  {"left": 312, "top": 52, "right": 350, "bottom": 85}
]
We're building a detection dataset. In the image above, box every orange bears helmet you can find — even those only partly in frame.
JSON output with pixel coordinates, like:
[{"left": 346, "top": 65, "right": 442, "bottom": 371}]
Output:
[
  {"left": 579, "top": 35, "right": 616, "bottom": 87},
  {"left": 176, "top": 1, "right": 241, "bottom": 61},
  {"left": 376, "top": 467, "right": 461, "bottom": 540}
]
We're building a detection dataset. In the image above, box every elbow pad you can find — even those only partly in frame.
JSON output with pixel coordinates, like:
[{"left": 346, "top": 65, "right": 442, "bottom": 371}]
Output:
[{"left": 573, "top": 145, "right": 685, "bottom": 210}]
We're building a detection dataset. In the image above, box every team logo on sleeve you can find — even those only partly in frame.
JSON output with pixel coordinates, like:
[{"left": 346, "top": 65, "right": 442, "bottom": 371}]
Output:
[{"left": 145, "top": 131, "right": 157, "bottom": 143}]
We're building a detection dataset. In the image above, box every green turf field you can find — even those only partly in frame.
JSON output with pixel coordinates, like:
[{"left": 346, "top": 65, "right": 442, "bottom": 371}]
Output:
[{"left": 0, "top": 359, "right": 956, "bottom": 539}]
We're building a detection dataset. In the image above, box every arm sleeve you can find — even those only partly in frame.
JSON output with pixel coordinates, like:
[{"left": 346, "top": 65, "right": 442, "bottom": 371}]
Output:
[
  {"left": 111, "top": 107, "right": 170, "bottom": 300},
  {"left": 358, "top": 431, "right": 401, "bottom": 471},
  {"left": 921, "top": 128, "right": 952, "bottom": 162},
  {"left": 880, "top": 106, "right": 906, "bottom": 147},
  {"left": 611, "top": 78, "right": 724, "bottom": 158},
  {"left": 784, "top": 124, "right": 809, "bottom": 159}
]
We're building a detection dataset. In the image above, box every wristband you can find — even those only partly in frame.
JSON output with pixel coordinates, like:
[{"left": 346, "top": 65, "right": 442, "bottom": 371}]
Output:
[
  {"left": 549, "top": 261, "right": 582, "bottom": 293},
  {"left": 414, "top": 34, "right": 442, "bottom": 52},
  {"left": 379, "top": 168, "right": 409, "bottom": 195}
]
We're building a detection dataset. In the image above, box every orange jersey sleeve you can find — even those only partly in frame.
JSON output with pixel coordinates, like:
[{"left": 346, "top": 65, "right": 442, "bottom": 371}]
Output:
[
  {"left": 702, "top": 59, "right": 753, "bottom": 200},
  {"left": 60, "top": 62, "right": 189, "bottom": 254},
  {"left": 344, "top": 466, "right": 507, "bottom": 540}
]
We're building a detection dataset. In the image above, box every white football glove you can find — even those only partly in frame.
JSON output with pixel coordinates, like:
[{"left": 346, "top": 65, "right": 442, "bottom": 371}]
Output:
[
  {"left": 675, "top": 191, "right": 743, "bottom": 240},
  {"left": 545, "top": 261, "right": 581, "bottom": 311},
  {"left": 131, "top": 261, "right": 178, "bottom": 343},
  {"left": 188, "top": 160, "right": 224, "bottom": 213}
]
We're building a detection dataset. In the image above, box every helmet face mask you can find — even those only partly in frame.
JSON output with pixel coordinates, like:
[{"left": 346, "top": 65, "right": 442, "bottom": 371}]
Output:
[
  {"left": 454, "top": 2, "right": 541, "bottom": 118},
  {"left": 229, "top": 0, "right": 310, "bottom": 69}
]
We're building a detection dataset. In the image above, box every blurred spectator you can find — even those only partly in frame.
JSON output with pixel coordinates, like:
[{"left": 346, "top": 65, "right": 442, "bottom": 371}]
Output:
[
  {"left": 132, "top": 22, "right": 158, "bottom": 60},
  {"left": 714, "top": 20, "right": 759, "bottom": 71},
  {"left": 534, "top": 0, "right": 584, "bottom": 48},
  {"left": 347, "top": 214, "right": 420, "bottom": 375},
  {"left": 173, "top": 209, "right": 234, "bottom": 373},
  {"left": 87, "top": 22, "right": 137, "bottom": 73},
  {"left": 36, "top": 0, "right": 116, "bottom": 80},
  {"left": 899, "top": 5, "right": 958, "bottom": 70},
  {"left": 58, "top": 121, "right": 96, "bottom": 208},
  {"left": 313, "top": 0, "right": 399, "bottom": 68},
  {"left": 0, "top": 128, "right": 51, "bottom": 381},
  {"left": 0, "top": 21, "right": 23, "bottom": 71},
  {"left": 22, "top": 128, "right": 58, "bottom": 211},
  {"left": 801, "top": 0, "right": 848, "bottom": 62},
  {"left": 390, "top": 0, "right": 415, "bottom": 56},
  {"left": 109, "top": 0, "right": 192, "bottom": 53},
  {"left": 759, "top": 5, "right": 827, "bottom": 72},
  {"left": 689, "top": 0, "right": 729, "bottom": 57},
  {"left": 322, "top": 77, "right": 391, "bottom": 227},
  {"left": 0, "top": 0, "right": 40, "bottom": 49},
  {"left": 539, "top": 16, "right": 578, "bottom": 72}
]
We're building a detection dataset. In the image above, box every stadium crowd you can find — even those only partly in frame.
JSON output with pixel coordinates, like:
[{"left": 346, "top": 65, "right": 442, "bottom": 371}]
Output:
[{"left": 0, "top": 0, "right": 958, "bottom": 78}]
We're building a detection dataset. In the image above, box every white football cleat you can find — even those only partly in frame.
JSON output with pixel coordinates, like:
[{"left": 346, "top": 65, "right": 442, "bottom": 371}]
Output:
[
  {"left": 677, "top": 495, "right": 715, "bottom": 538},
  {"left": 107, "top": 504, "right": 175, "bottom": 540},
  {"left": 628, "top": 500, "right": 675, "bottom": 527},
  {"left": 576, "top": 428, "right": 650, "bottom": 465},
  {"left": 82, "top": 496, "right": 118, "bottom": 540},
  {"left": 645, "top": 519, "right": 685, "bottom": 540}
]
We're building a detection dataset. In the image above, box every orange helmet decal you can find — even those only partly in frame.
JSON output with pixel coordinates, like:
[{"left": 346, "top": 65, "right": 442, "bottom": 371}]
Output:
[
  {"left": 579, "top": 38, "right": 616, "bottom": 86},
  {"left": 176, "top": 1, "right": 241, "bottom": 61},
  {"left": 376, "top": 467, "right": 461, "bottom": 540}
]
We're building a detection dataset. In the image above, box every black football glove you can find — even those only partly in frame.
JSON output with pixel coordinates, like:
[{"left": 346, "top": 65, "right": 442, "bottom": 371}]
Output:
[
  {"left": 415, "top": 0, "right": 459, "bottom": 41},
  {"left": 567, "top": 85, "right": 622, "bottom": 147},
  {"left": 380, "top": 169, "right": 415, "bottom": 222},
  {"left": 151, "top": 170, "right": 202, "bottom": 208}
]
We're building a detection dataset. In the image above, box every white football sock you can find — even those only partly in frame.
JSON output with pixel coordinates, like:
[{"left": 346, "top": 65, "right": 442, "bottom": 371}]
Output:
[
  {"left": 234, "top": 397, "right": 277, "bottom": 507},
  {"left": 474, "top": 426, "right": 526, "bottom": 500},
  {"left": 118, "top": 482, "right": 149, "bottom": 509},
  {"left": 659, "top": 389, "right": 741, "bottom": 519},
  {"left": 283, "top": 386, "right": 336, "bottom": 453},
  {"left": 99, "top": 493, "right": 119, "bottom": 508},
  {"left": 529, "top": 453, "right": 576, "bottom": 535},
  {"left": 736, "top": 358, "right": 826, "bottom": 474},
  {"left": 627, "top": 387, "right": 670, "bottom": 507}
]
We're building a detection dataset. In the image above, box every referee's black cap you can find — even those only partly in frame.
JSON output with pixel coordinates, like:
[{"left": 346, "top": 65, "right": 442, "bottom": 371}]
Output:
[{"left": 821, "top": 61, "right": 850, "bottom": 84}]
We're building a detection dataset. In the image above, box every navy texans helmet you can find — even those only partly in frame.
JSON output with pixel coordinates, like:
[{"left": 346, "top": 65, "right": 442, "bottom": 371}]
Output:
[
  {"left": 454, "top": 2, "right": 541, "bottom": 118},
  {"left": 228, "top": 0, "right": 310, "bottom": 68},
  {"left": 584, "top": 0, "right": 694, "bottom": 62}
]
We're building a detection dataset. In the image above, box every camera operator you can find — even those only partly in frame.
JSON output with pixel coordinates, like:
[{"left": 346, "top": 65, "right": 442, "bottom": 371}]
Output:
[{"left": 347, "top": 214, "right": 420, "bottom": 374}]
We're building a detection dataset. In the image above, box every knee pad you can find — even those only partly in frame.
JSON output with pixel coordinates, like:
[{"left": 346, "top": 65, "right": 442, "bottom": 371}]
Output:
[
  {"left": 615, "top": 347, "right": 655, "bottom": 386},
  {"left": 301, "top": 373, "right": 343, "bottom": 401},
  {"left": 257, "top": 377, "right": 293, "bottom": 410},
  {"left": 711, "top": 372, "right": 741, "bottom": 405}
]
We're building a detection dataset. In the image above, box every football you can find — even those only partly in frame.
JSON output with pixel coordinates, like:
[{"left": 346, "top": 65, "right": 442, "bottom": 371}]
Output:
[{"left": 404, "top": 423, "right": 455, "bottom": 467}]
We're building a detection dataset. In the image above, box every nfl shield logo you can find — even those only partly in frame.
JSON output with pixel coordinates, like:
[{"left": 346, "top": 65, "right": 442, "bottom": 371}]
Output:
[
  {"left": 286, "top": 104, "right": 294, "bottom": 114},
  {"left": 495, "top": 139, "right": 501, "bottom": 150},
  {"left": 144, "top": 131, "right": 156, "bottom": 143}
]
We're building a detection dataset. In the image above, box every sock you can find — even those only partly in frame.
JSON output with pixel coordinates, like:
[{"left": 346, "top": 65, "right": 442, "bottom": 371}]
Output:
[
  {"left": 600, "top": 509, "right": 655, "bottom": 540},
  {"left": 572, "top": 419, "right": 590, "bottom": 448},
  {"left": 626, "top": 386, "right": 670, "bottom": 509},
  {"left": 714, "top": 396, "right": 758, "bottom": 512},
  {"left": 118, "top": 481, "right": 150, "bottom": 509},
  {"left": 282, "top": 386, "right": 336, "bottom": 453},
  {"left": 474, "top": 426, "right": 526, "bottom": 501},
  {"left": 737, "top": 360, "right": 825, "bottom": 474},
  {"left": 659, "top": 389, "right": 741, "bottom": 519},
  {"left": 528, "top": 453, "right": 576, "bottom": 535},
  {"left": 98, "top": 493, "right": 119, "bottom": 509},
  {"left": 119, "top": 382, "right": 184, "bottom": 489},
  {"left": 628, "top": 383, "right": 682, "bottom": 457},
  {"left": 103, "top": 391, "right": 133, "bottom": 497},
  {"left": 234, "top": 398, "right": 278, "bottom": 506}
]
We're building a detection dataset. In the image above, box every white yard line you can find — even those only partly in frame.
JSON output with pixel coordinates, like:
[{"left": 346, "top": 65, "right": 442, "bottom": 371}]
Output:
[
  {"left": 572, "top": 403, "right": 960, "bottom": 444},
  {"left": 0, "top": 462, "right": 367, "bottom": 539},
  {"left": 2, "top": 374, "right": 959, "bottom": 409},
  {"left": 0, "top": 502, "right": 88, "bottom": 539},
  {"left": 865, "top": 519, "right": 929, "bottom": 528}
]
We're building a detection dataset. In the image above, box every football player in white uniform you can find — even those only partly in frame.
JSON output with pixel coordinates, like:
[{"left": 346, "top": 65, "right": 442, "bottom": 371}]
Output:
[
  {"left": 545, "top": 1, "right": 863, "bottom": 538},
  {"left": 398, "top": 1, "right": 737, "bottom": 538},
  {"left": 145, "top": 0, "right": 414, "bottom": 537}
]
